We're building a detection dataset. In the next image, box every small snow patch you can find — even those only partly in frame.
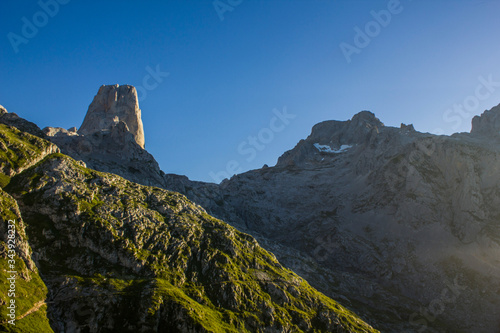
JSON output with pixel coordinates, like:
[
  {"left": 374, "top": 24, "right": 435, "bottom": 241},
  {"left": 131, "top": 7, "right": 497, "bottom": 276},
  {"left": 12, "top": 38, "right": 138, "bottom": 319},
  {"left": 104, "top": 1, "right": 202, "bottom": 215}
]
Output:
[{"left": 314, "top": 143, "right": 352, "bottom": 154}]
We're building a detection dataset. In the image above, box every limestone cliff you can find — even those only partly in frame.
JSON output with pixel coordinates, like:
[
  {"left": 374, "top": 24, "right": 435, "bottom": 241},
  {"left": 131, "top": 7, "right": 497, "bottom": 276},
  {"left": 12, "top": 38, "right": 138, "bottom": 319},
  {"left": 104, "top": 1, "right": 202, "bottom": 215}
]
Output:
[
  {"left": 471, "top": 103, "right": 500, "bottom": 137},
  {"left": 79, "top": 84, "right": 145, "bottom": 149}
]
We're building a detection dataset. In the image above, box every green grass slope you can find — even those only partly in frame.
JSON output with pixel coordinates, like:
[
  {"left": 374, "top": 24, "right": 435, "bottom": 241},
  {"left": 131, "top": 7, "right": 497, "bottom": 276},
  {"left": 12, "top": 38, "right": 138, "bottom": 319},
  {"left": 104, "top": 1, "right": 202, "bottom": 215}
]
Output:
[{"left": 0, "top": 189, "right": 53, "bottom": 332}]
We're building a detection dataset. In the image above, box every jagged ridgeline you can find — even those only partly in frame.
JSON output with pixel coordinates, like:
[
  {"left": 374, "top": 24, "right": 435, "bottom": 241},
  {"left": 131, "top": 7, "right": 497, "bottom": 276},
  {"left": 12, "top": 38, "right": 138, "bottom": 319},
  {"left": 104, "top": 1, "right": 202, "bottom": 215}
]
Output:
[{"left": 0, "top": 123, "right": 378, "bottom": 331}]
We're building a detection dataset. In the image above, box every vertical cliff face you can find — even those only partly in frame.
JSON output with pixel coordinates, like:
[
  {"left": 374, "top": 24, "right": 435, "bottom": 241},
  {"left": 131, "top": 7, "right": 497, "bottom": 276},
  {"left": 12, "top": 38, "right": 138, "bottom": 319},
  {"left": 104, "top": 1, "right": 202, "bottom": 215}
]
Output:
[
  {"left": 79, "top": 84, "right": 145, "bottom": 149},
  {"left": 471, "top": 103, "right": 500, "bottom": 137},
  {"left": 43, "top": 85, "right": 164, "bottom": 187}
]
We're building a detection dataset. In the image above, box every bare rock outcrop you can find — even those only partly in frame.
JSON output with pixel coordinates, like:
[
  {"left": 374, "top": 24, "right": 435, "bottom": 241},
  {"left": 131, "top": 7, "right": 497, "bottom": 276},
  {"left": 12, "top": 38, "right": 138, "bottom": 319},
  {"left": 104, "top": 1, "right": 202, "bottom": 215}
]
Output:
[
  {"left": 79, "top": 84, "right": 145, "bottom": 149},
  {"left": 43, "top": 126, "right": 78, "bottom": 137},
  {"left": 470, "top": 103, "right": 500, "bottom": 137}
]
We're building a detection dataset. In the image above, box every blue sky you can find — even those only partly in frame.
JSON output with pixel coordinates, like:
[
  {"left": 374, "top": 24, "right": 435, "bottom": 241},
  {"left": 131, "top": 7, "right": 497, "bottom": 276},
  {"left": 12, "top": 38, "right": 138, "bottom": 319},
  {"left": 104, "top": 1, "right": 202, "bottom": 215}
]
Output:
[{"left": 1, "top": 0, "right": 500, "bottom": 182}]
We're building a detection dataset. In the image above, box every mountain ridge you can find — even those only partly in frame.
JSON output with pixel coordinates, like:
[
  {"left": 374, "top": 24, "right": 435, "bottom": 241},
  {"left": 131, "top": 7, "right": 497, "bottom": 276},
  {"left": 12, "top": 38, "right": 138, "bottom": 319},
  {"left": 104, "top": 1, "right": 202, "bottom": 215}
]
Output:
[{"left": 3, "top": 85, "right": 500, "bottom": 332}]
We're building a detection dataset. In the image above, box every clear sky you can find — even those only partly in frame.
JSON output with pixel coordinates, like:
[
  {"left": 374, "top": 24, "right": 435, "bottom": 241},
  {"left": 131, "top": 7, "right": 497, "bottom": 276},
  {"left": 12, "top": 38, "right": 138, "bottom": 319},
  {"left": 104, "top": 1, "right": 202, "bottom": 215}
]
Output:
[{"left": 1, "top": 0, "right": 500, "bottom": 183}]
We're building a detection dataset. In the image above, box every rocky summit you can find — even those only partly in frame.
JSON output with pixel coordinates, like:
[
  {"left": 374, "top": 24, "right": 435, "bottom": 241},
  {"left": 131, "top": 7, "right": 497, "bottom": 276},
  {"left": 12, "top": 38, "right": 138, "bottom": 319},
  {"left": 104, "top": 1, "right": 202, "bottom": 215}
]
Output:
[
  {"left": 3, "top": 86, "right": 500, "bottom": 332},
  {"left": 471, "top": 103, "right": 500, "bottom": 137},
  {"left": 79, "top": 84, "right": 145, "bottom": 149},
  {"left": 42, "top": 85, "right": 163, "bottom": 188}
]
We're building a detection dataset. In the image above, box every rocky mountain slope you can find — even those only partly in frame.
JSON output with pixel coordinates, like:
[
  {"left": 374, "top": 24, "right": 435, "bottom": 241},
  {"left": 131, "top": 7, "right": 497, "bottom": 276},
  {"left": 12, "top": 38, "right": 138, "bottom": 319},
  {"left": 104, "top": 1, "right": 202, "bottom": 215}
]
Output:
[
  {"left": 219, "top": 111, "right": 500, "bottom": 332},
  {"left": 0, "top": 107, "right": 378, "bottom": 332},
  {"left": 9, "top": 84, "right": 500, "bottom": 332}
]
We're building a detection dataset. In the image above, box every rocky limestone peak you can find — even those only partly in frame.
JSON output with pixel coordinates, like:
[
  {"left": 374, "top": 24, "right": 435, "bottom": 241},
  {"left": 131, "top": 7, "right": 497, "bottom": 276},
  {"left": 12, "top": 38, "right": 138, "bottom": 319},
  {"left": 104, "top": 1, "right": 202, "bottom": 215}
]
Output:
[
  {"left": 0, "top": 105, "right": 7, "bottom": 115},
  {"left": 276, "top": 110, "right": 387, "bottom": 167},
  {"left": 308, "top": 110, "right": 384, "bottom": 146},
  {"left": 400, "top": 123, "right": 415, "bottom": 132},
  {"left": 350, "top": 110, "right": 384, "bottom": 128},
  {"left": 470, "top": 103, "right": 500, "bottom": 137},
  {"left": 79, "top": 84, "right": 145, "bottom": 148}
]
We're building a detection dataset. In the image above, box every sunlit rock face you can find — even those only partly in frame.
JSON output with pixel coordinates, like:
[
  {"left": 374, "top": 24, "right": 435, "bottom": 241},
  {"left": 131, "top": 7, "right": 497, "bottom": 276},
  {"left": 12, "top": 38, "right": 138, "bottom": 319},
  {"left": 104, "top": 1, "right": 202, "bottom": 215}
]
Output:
[
  {"left": 42, "top": 85, "right": 165, "bottom": 188},
  {"left": 79, "top": 84, "right": 145, "bottom": 149}
]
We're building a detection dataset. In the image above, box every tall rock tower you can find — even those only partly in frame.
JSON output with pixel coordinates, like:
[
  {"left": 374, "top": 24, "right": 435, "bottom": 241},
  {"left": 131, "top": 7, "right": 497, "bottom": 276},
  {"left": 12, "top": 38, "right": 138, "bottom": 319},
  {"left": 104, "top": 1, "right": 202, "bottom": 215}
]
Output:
[
  {"left": 43, "top": 84, "right": 163, "bottom": 187},
  {"left": 79, "top": 84, "right": 145, "bottom": 148}
]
